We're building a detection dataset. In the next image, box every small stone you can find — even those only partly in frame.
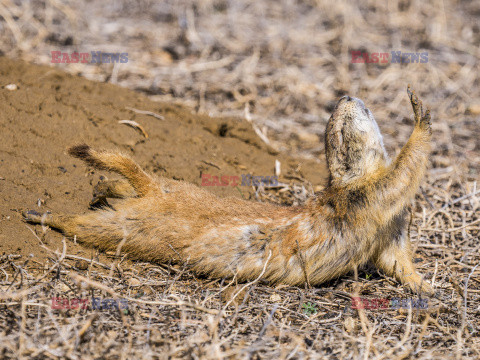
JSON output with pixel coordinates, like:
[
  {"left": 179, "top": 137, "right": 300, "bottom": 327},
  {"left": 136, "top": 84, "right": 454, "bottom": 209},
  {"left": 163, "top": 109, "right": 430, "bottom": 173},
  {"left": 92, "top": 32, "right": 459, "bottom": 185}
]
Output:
[
  {"left": 466, "top": 104, "right": 480, "bottom": 115},
  {"left": 221, "top": 285, "right": 249, "bottom": 305},
  {"left": 75, "top": 260, "right": 89, "bottom": 270},
  {"left": 270, "top": 293, "right": 282, "bottom": 302},
  {"left": 344, "top": 316, "right": 355, "bottom": 333},
  {"left": 128, "top": 278, "right": 141, "bottom": 286},
  {"left": 5, "top": 84, "right": 18, "bottom": 91}
]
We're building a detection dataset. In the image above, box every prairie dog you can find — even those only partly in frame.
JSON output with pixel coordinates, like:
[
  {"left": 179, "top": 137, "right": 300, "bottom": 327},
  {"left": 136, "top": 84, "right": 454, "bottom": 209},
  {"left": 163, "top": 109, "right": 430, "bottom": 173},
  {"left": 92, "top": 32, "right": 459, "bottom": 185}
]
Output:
[{"left": 24, "top": 86, "right": 433, "bottom": 294}]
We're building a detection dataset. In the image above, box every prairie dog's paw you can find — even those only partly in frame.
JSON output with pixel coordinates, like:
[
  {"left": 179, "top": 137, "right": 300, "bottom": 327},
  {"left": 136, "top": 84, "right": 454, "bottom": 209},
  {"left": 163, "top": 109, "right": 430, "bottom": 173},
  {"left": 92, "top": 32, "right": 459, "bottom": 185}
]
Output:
[
  {"left": 22, "top": 210, "right": 49, "bottom": 224},
  {"left": 407, "top": 85, "right": 432, "bottom": 133},
  {"left": 90, "top": 177, "right": 110, "bottom": 208},
  {"left": 419, "top": 109, "right": 432, "bottom": 133},
  {"left": 405, "top": 275, "right": 435, "bottom": 297},
  {"left": 89, "top": 178, "right": 136, "bottom": 208}
]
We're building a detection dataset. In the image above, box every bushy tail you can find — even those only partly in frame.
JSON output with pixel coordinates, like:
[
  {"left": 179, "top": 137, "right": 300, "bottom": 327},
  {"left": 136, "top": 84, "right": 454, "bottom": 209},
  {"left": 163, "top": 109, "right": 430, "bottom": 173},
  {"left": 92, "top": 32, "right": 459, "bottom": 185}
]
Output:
[{"left": 68, "top": 144, "right": 153, "bottom": 196}]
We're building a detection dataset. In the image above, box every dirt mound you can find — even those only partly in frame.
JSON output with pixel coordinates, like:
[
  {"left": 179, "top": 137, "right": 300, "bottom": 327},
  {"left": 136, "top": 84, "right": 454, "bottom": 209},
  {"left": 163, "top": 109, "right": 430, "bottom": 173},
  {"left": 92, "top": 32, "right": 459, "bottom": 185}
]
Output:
[{"left": 0, "top": 57, "right": 327, "bottom": 260}]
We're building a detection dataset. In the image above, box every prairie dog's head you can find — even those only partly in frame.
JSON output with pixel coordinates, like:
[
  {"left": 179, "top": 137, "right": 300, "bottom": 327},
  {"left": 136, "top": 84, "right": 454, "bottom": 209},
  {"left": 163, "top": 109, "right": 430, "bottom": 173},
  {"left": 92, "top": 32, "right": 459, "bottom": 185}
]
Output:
[{"left": 325, "top": 96, "right": 389, "bottom": 186}]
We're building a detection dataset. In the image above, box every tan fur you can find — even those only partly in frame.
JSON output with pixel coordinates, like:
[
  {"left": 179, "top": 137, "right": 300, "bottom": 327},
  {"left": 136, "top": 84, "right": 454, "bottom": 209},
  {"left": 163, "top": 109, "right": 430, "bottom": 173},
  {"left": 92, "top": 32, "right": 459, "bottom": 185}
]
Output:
[{"left": 23, "top": 86, "right": 433, "bottom": 294}]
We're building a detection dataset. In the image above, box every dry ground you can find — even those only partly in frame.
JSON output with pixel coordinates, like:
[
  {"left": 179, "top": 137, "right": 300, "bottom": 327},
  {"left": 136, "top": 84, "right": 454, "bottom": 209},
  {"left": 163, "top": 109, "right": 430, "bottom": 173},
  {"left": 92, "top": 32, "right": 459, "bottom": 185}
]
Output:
[{"left": 0, "top": 0, "right": 479, "bottom": 359}]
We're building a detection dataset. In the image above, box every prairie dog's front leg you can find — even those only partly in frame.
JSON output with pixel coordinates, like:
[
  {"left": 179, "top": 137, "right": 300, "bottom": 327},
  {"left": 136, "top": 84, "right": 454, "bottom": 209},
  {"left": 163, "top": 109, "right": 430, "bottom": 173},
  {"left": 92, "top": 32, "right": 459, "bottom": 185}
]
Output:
[
  {"left": 93, "top": 179, "right": 136, "bottom": 199},
  {"left": 375, "top": 233, "right": 433, "bottom": 295},
  {"left": 373, "top": 86, "right": 432, "bottom": 218},
  {"left": 90, "top": 179, "right": 136, "bottom": 207},
  {"left": 370, "top": 87, "right": 433, "bottom": 295}
]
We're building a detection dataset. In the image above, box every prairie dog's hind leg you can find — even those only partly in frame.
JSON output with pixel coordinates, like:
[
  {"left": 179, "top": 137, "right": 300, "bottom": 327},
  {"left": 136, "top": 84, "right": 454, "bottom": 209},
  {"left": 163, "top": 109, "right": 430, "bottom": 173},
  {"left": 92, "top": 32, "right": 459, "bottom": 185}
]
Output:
[
  {"left": 23, "top": 210, "right": 78, "bottom": 234},
  {"left": 90, "top": 178, "right": 136, "bottom": 208},
  {"left": 22, "top": 210, "right": 123, "bottom": 252}
]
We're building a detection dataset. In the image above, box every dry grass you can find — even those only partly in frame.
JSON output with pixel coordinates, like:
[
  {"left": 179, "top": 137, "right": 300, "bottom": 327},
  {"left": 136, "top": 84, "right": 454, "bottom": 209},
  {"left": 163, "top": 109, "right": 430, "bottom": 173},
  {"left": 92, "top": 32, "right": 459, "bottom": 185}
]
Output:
[
  {"left": 1, "top": 176, "right": 479, "bottom": 359},
  {"left": 1, "top": 0, "right": 480, "bottom": 358}
]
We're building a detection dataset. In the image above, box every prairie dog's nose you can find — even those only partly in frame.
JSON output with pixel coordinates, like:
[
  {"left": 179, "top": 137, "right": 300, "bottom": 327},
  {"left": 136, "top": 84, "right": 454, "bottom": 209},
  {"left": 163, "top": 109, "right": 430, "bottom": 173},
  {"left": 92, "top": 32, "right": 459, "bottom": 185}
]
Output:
[{"left": 342, "top": 96, "right": 365, "bottom": 109}]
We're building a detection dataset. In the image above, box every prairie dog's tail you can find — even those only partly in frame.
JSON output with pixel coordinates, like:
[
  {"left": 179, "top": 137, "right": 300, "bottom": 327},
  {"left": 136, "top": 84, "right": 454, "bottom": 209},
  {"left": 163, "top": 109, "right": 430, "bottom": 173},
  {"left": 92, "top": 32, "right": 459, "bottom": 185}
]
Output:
[{"left": 68, "top": 144, "right": 154, "bottom": 196}]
